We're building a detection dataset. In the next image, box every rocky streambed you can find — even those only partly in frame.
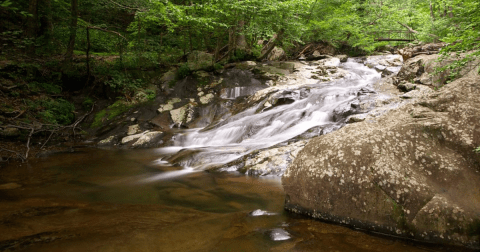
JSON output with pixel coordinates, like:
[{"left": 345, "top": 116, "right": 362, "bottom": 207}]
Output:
[
  {"left": 89, "top": 50, "right": 478, "bottom": 249},
  {"left": 283, "top": 53, "right": 480, "bottom": 249}
]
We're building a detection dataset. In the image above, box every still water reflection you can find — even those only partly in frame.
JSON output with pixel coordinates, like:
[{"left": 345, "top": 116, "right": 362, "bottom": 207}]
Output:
[{"left": 0, "top": 148, "right": 471, "bottom": 251}]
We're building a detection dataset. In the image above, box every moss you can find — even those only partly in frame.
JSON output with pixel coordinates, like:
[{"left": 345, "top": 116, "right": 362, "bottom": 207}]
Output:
[
  {"left": 91, "top": 109, "right": 107, "bottom": 128},
  {"left": 107, "top": 100, "right": 131, "bottom": 120},
  {"left": 90, "top": 100, "right": 132, "bottom": 129}
]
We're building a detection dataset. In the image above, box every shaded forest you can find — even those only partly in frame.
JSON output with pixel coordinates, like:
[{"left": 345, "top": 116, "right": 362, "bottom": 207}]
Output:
[{"left": 0, "top": 0, "right": 478, "bottom": 159}]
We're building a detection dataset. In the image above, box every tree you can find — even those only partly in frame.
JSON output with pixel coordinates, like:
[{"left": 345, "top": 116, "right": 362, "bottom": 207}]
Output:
[{"left": 64, "top": 0, "right": 78, "bottom": 62}]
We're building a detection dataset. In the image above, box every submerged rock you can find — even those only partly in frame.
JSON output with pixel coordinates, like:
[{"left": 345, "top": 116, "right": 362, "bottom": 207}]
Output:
[
  {"left": 244, "top": 141, "right": 308, "bottom": 176},
  {"left": 283, "top": 60, "right": 480, "bottom": 248}
]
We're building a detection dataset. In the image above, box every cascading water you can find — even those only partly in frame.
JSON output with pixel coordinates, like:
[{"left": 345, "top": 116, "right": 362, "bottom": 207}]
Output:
[{"left": 150, "top": 57, "right": 395, "bottom": 179}]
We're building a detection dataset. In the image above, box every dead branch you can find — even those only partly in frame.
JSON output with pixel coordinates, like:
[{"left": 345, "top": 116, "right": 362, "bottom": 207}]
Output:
[
  {"left": 25, "top": 127, "right": 35, "bottom": 159},
  {"left": 41, "top": 131, "right": 55, "bottom": 149},
  {"left": 71, "top": 103, "right": 95, "bottom": 138},
  {"left": 297, "top": 44, "right": 313, "bottom": 57},
  {"left": 396, "top": 21, "right": 440, "bottom": 39},
  {"left": 0, "top": 147, "right": 26, "bottom": 161},
  {"left": 107, "top": 0, "right": 147, "bottom": 12}
]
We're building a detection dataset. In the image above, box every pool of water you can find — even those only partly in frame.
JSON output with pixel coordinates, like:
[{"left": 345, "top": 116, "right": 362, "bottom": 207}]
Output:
[{"left": 0, "top": 148, "right": 472, "bottom": 252}]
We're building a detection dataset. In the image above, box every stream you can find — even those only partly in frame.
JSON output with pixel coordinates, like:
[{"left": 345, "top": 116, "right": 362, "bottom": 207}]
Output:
[{"left": 0, "top": 56, "right": 471, "bottom": 251}]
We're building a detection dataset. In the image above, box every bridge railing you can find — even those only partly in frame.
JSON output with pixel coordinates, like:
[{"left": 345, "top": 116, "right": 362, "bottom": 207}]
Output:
[{"left": 369, "top": 30, "right": 415, "bottom": 42}]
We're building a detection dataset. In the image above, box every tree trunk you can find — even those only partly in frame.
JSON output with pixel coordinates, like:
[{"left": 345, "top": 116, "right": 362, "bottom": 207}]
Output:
[
  {"left": 86, "top": 27, "right": 91, "bottom": 78},
  {"left": 228, "top": 26, "right": 237, "bottom": 60},
  {"left": 257, "top": 29, "right": 285, "bottom": 61},
  {"left": 236, "top": 20, "right": 247, "bottom": 50},
  {"left": 26, "top": 0, "right": 38, "bottom": 54},
  {"left": 39, "top": 0, "right": 53, "bottom": 43},
  {"left": 64, "top": 0, "right": 78, "bottom": 63},
  {"left": 429, "top": 1, "right": 435, "bottom": 20}
]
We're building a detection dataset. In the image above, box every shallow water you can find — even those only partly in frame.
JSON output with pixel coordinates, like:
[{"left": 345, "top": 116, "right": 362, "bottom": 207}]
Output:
[{"left": 0, "top": 149, "right": 472, "bottom": 251}]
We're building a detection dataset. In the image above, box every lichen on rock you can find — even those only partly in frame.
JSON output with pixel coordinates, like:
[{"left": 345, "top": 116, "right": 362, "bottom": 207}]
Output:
[{"left": 283, "top": 55, "right": 480, "bottom": 248}]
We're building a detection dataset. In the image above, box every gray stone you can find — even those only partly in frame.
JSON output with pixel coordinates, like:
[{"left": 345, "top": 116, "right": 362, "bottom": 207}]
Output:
[
  {"left": 243, "top": 141, "right": 307, "bottom": 176},
  {"left": 337, "top": 55, "right": 348, "bottom": 62},
  {"left": 267, "top": 47, "right": 286, "bottom": 61},
  {"left": 121, "top": 131, "right": 149, "bottom": 144},
  {"left": 187, "top": 51, "right": 214, "bottom": 71},
  {"left": 398, "top": 83, "right": 417, "bottom": 92},
  {"left": 199, "top": 93, "right": 215, "bottom": 105},
  {"left": 283, "top": 62, "right": 480, "bottom": 248},
  {"left": 158, "top": 98, "right": 182, "bottom": 113},
  {"left": 170, "top": 100, "right": 197, "bottom": 127},
  {"left": 132, "top": 131, "right": 163, "bottom": 147},
  {"left": 127, "top": 124, "right": 141, "bottom": 135},
  {"left": 98, "top": 135, "right": 116, "bottom": 146},
  {"left": 381, "top": 67, "right": 401, "bottom": 77},
  {"left": 346, "top": 114, "right": 367, "bottom": 123}
]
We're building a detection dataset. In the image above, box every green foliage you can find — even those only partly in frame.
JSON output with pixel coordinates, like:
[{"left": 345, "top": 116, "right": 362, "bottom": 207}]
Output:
[
  {"left": 27, "top": 81, "right": 62, "bottom": 94},
  {"left": 91, "top": 109, "right": 107, "bottom": 128},
  {"left": 106, "top": 73, "right": 145, "bottom": 94},
  {"left": 175, "top": 64, "right": 192, "bottom": 80},
  {"left": 474, "top": 146, "right": 480, "bottom": 154},
  {"left": 145, "top": 89, "right": 156, "bottom": 101},
  {"left": 91, "top": 99, "right": 132, "bottom": 128},
  {"left": 82, "top": 97, "right": 94, "bottom": 110},
  {"left": 37, "top": 98, "right": 75, "bottom": 125}
]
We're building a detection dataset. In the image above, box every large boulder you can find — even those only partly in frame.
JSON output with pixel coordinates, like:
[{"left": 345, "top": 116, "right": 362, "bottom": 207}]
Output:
[
  {"left": 187, "top": 51, "right": 214, "bottom": 71},
  {"left": 283, "top": 64, "right": 480, "bottom": 248}
]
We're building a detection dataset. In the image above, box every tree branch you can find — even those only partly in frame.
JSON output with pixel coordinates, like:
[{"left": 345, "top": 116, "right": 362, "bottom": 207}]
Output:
[
  {"left": 88, "top": 26, "right": 128, "bottom": 41},
  {"left": 107, "top": 0, "right": 147, "bottom": 12}
]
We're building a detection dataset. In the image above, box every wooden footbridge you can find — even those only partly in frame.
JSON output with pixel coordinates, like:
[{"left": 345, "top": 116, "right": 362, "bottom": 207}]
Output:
[{"left": 372, "top": 30, "right": 415, "bottom": 42}]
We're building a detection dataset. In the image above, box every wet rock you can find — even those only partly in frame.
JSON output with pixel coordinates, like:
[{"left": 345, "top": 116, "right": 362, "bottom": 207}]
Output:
[
  {"left": 400, "top": 85, "right": 432, "bottom": 99},
  {"left": 283, "top": 62, "right": 480, "bottom": 248},
  {"left": 249, "top": 209, "right": 277, "bottom": 216},
  {"left": 374, "top": 65, "right": 386, "bottom": 72},
  {"left": 0, "top": 183, "right": 21, "bottom": 190},
  {"left": 337, "top": 55, "right": 348, "bottom": 63},
  {"left": 170, "top": 100, "right": 197, "bottom": 127},
  {"left": 397, "top": 43, "right": 445, "bottom": 61},
  {"left": 381, "top": 67, "right": 401, "bottom": 77},
  {"left": 267, "top": 47, "right": 286, "bottom": 61},
  {"left": 98, "top": 135, "right": 117, "bottom": 146},
  {"left": 346, "top": 114, "right": 367, "bottom": 124},
  {"left": 161, "top": 70, "right": 176, "bottom": 83},
  {"left": 418, "top": 73, "right": 433, "bottom": 85},
  {"left": 398, "top": 83, "right": 417, "bottom": 92},
  {"left": 307, "top": 51, "right": 329, "bottom": 61},
  {"left": 195, "top": 70, "right": 210, "bottom": 79},
  {"left": 132, "top": 131, "right": 163, "bottom": 147},
  {"left": 127, "top": 124, "right": 141, "bottom": 135},
  {"left": 270, "top": 228, "right": 291, "bottom": 241},
  {"left": 121, "top": 131, "right": 149, "bottom": 144},
  {"left": 158, "top": 98, "right": 182, "bottom": 113},
  {"left": 187, "top": 51, "right": 213, "bottom": 71},
  {"left": 199, "top": 93, "right": 215, "bottom": 105},
  {"left": 237, "top": 61, "right": 257, "bottom": 70},
  {"left": 243, "top": 141, "right": 307, "bottom": 176}
]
